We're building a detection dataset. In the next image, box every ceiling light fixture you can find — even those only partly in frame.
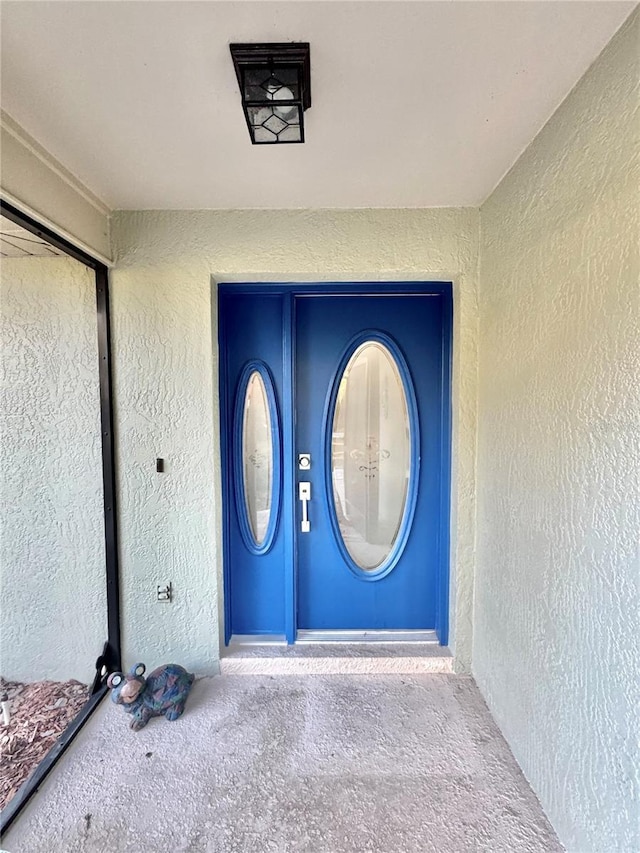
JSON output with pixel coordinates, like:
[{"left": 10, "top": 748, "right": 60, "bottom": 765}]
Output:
[{"left": 230, "top": 43, "right": 311, "bottom": 144}]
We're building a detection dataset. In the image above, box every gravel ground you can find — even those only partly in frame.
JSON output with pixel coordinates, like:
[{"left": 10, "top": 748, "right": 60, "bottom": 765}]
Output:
[{"left": 0, "top": 677, "right": 89, "bottom": 810}]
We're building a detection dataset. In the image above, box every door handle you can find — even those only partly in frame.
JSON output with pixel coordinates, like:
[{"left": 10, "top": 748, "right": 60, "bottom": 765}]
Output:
[{"left": 299, "top": 481, "right": 311, "bottom": 533}]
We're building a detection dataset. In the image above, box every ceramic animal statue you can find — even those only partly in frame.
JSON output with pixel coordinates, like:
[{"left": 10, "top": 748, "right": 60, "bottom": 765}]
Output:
[{"left": 107, "top": 663, "right": 195, "bottom": 731}]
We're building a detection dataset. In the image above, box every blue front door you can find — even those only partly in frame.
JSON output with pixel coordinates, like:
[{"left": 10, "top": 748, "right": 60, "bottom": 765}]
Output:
[{"left": 219, "top": 284, "right": 451, "bottom": 643}]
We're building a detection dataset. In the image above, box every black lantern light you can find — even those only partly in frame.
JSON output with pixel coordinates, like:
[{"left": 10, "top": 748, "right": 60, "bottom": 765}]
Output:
[{"left": 230, "top": 43, "right": 311, "bottom": 144}]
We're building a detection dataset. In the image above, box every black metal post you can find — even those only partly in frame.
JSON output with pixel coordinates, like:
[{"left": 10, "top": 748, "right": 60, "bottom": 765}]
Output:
[{"left": 95, "top": 263, "right": 122, "bottom": 676}]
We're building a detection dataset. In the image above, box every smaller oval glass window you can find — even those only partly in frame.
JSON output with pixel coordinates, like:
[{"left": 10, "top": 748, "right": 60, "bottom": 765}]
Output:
[
  {"left": 330, "top": 341, "right": 413, "bottom": 571},
  {"left": 242, "top": 371, "right": 274, "bottom": 545}
]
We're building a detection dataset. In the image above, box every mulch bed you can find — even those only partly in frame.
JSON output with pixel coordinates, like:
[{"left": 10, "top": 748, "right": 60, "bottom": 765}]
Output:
[{"left": 0, "top": 677, "right": 89, "bottom": 810}]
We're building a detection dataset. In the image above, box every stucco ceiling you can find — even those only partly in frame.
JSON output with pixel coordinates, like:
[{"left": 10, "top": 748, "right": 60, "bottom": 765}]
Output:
[{"left": 0, "top": 1, "right": 635, "bottom": 210}]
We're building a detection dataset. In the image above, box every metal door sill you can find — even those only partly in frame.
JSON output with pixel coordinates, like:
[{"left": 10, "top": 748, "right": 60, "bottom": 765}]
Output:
[{"left": 295, "top": 629, "right": 439, "bottom": 644}]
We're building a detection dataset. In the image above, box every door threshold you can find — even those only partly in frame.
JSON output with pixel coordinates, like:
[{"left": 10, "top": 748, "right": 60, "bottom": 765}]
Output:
[
  {"left": 295, "top": 629, "right": 439, "bottom": 644},
  {"left": 221, "top": 637, "right": 452, "bottom": 675}
]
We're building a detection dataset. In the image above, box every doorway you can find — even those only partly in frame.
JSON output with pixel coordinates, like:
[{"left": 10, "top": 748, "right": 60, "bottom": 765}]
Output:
[{"left": 219, "top": 283, "right": 452, "bottom": 645}]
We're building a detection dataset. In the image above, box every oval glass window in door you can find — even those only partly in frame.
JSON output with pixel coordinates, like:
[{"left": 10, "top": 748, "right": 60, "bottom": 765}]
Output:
[
  {"left": 330, "top": 340, "right": 413, "bottom": 571},
  {"left": 241, "top": 370, "right": 274, "bottom": 546}
]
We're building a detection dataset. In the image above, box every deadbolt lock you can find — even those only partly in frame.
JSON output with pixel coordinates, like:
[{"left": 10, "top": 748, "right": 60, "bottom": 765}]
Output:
[{"left": 298, "top": 453, "right": 311, "bottom": 471}]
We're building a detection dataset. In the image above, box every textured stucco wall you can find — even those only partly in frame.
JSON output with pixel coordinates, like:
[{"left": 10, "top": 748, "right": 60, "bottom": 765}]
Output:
[
  {"left": 109, "top": 208, "right": 479, "bottom": 676},
  {"left": 1, "top": 256, "right": 107, "bottom": 683},
  {"left": 475, "top": 10, "right": 639, "bottom": 853}
]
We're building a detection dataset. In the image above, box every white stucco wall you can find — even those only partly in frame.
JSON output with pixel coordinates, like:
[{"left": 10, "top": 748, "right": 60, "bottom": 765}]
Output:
[
  {"left": 1, "top": 256, "right": 107, "bottom": 683},
  {"left": 474, "top": 10, "right": 639, "bottom": 853},
  {"left": 109, "top": 208, "right": 479, "bottom": 676}
]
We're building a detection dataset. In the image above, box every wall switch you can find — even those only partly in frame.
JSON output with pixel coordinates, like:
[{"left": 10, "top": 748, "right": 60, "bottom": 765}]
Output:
[{"left": 157, "top": 582, "right": 172, "bottom": 603}]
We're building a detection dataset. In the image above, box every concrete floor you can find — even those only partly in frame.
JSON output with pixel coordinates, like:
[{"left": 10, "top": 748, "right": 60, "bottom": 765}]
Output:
[{"left": 3, "top": 675, "right": 563, "bottom": 853}]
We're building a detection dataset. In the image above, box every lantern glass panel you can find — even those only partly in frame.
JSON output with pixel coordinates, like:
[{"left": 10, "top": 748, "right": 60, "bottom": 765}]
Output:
[
  {"left": 243, "top": 67, "right": 301, "bottom": 103},
  {"left": 277, "top": 124, "right": 303, "bottom": 143},
  {"left": 247, "top": 103, "right": 302, "bottom": 143}
]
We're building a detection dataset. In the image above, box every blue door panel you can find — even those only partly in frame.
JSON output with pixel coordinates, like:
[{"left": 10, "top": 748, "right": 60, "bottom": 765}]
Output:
[
  {"left": 295, "top": 295, "right": 444, "bottom": 630},
  {"left": 220, "top": 293, "right": 286, "bottom": 634}
]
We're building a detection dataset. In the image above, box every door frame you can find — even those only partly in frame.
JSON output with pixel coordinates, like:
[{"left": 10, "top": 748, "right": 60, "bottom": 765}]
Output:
[{"left": 218, "top": 281, "right": 453, "bottom": 645}]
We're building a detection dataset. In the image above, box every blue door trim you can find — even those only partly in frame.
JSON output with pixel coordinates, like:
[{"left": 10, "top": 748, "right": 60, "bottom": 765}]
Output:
[
  {"left": 218, "top": 294, "right": 233, "bottom": 645},
  {"left": 437, "top": 293, "right": 452, "bottom": 646},
  {"left": 282, "top": 293, "right": 297, "bottom": 644},
  {"left": 218, "top": 281, "right": 453, "bottom": 645},
  {"left": 221, "top": 281, "right": 452, "bottom": 297}
]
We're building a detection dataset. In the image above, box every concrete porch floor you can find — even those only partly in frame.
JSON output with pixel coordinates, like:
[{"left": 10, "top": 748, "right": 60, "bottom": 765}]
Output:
[{"left": 3, "top": 674, "right": 563, "bottom": 852}]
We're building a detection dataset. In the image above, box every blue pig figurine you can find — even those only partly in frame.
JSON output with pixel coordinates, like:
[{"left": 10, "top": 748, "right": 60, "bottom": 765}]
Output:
[{"left": 107, "top": 662, "right": 195, "bottom": 731}]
